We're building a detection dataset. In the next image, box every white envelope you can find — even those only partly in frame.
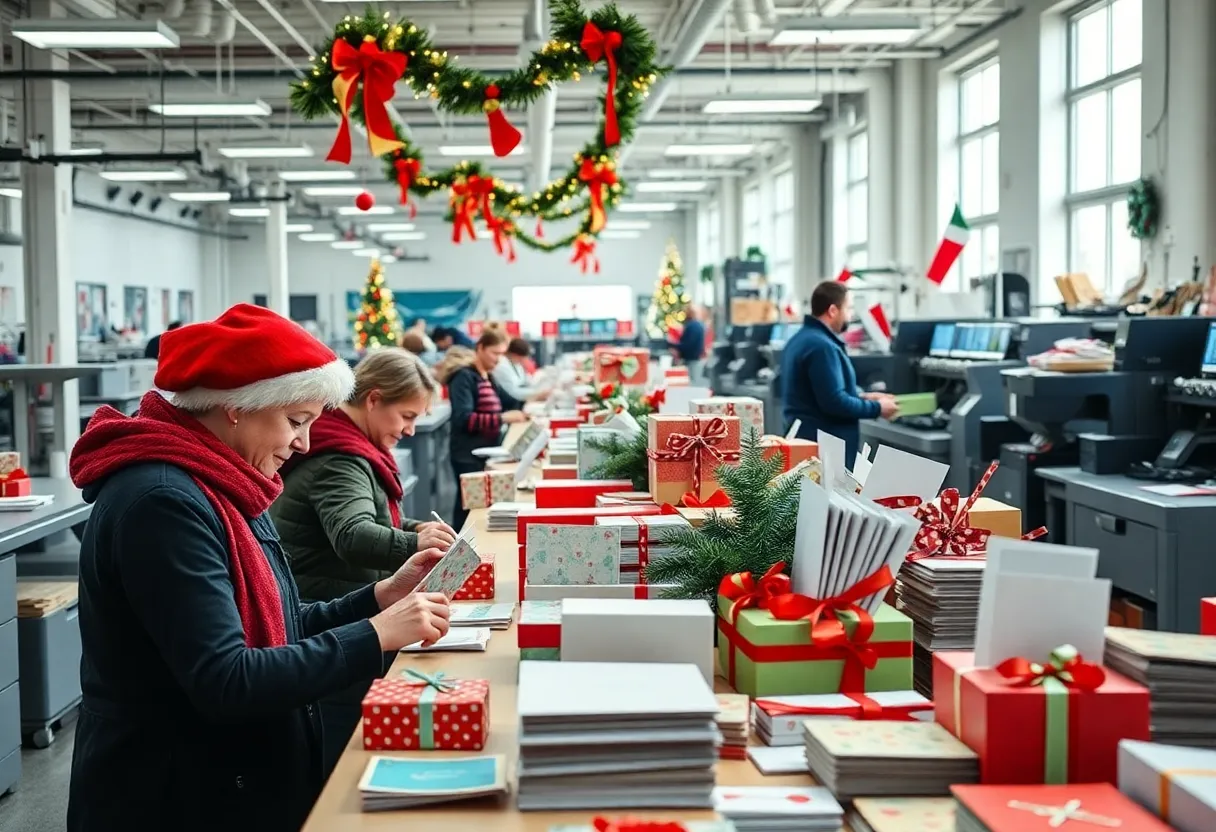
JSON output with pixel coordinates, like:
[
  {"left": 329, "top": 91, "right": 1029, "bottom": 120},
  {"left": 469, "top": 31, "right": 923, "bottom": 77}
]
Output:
[
  {"left": 662, "top": 385, "right": 712, "bottom": 414},
  {"left": 514, "top": 428, "right": 550, "bottom": 487},
  {"left": 603, "top": 411, "right": 642, "bottom": 437},
  {"left": 816, "top": 430, "right": 848, "bottom": 492},
  {"left": 978, "top": 572, "right": 1110, "bottom": 666},
  {"left": 974, "top": 537, "right": 1100, "bottom": 666},
  {"left": 792, "top": 476, "right": 830, "bottom": 599},
  {"left": 858, "top": 445, "right": 949, "bottom": 505},
  {"left": 853, "top": 442, "right": 874, "bottom": 486},
  {"left": 746, "top": 745, "right": 808, "bottom": 775}
]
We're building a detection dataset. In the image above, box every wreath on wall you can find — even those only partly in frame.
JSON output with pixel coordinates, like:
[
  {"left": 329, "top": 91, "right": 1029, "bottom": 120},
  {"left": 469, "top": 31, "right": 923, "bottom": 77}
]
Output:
[
  {"left": 289, "top": 0, "right": 667, "bottom": 271},
  {"left": 1126, "top": 177, "right": 1160, "bottom": 241}
]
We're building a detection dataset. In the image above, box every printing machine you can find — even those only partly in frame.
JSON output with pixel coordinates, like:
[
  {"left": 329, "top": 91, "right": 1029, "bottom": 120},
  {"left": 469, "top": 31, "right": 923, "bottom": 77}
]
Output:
[
  {"left": 993, "top": 316, "right": 1213, "bottom": 534},
  {"left": 860, "top": 319, "right": 1092, "bottom": 492}
]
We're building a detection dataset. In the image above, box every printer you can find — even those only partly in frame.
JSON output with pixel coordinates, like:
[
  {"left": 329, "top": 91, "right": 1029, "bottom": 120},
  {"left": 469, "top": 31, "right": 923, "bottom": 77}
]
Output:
[
  {"left": 993, "top": 316, "right": 1212, "bottom": 531},
  {"left": 1133, "top": 319, "right": 1216, "bottom": 480}
]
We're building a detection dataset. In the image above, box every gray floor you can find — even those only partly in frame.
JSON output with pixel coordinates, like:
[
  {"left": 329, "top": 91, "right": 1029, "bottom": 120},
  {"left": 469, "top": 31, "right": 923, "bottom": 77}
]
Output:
[{"left": 0, "top": 712, "right": 75, "bottom": 832}]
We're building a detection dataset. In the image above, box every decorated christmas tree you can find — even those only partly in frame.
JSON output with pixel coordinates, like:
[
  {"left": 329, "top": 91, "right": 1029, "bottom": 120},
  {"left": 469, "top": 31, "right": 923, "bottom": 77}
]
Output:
[
  {"left": 353, "top": 259, "right": 402, "bottom": 350},
  {"left": 646, "top": 241, "right": 691, "bottom": 338}
]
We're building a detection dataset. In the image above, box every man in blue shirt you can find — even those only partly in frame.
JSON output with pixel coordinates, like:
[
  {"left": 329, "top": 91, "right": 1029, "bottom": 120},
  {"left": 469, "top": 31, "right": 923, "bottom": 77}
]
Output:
[
  {"left": 675, "top": 304, "right": 707, "bottom": 381},
  {"left": 432, "top": 326, "right": 475, "bottom": 350},
  {"left": 782, "top": 281, "right": 898, "bottom": 460}
]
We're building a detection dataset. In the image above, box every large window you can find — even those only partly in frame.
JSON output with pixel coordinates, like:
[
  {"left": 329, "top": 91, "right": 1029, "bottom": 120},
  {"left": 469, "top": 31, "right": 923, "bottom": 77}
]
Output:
[
  {"left": 770, "top": 168, "right": 794, "bottom": 290},
  {"left": 1067, "top": 0, "right": 1142, "bottom": 293},
  {"left": 845, "top": 131, "right": 868, "bottom": 266},
  {"left": 951, "top": 58, "right": 1001, "bottom": 292},
  {"left": 699, "top": 201, "right": 721, "bottom": 306},
  {"left": 742, "top": 183, "right": 763, "bottom": 253}
]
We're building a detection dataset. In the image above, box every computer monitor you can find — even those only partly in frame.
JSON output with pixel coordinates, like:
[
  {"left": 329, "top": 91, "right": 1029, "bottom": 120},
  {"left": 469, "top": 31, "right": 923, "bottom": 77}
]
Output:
[
  {"left": 558, "top": 319, "right": 584, "bottom": 337},
  {"left": 1202, "top": 322, "right": 1216, "bottom": 376},
  {"left": 950, "top": 323, "right": 975, "bottom": 358},
  {"left": 929, "top": 323, "right": 956, "bottom": 357},
  {"left": 988, "top": 323, "right": 1014, "bottom": 358},
  {"left": 588, "top": 318, "right": 614, "bottom": 337}
]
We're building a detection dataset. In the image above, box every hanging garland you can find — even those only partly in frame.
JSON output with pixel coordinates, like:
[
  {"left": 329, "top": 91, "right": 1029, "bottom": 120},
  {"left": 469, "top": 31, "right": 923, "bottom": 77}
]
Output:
[
  {"left": 1126, "top": 177, "right": 1160, "bottom": 241},
  {"left": 289, "top": 0, "right": 667, "bottom": 268}
]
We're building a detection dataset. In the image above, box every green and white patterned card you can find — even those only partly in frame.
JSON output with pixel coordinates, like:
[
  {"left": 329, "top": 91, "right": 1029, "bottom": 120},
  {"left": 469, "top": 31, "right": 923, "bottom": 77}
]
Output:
[{"left": 525, "top": 524, "right": 621, "bottom": 585}]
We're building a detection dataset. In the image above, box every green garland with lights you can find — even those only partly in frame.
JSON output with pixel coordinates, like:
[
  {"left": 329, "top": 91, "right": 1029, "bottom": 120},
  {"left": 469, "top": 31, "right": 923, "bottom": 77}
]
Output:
[{"left": 289, "top": 0, "right": 667, "bottom": 266}]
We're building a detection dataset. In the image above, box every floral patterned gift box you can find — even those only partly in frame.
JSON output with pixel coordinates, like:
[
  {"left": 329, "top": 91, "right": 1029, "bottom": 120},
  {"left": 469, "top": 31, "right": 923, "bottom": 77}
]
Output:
[{"left": 524, "top": 524, "right": 621, "bottom": 586}]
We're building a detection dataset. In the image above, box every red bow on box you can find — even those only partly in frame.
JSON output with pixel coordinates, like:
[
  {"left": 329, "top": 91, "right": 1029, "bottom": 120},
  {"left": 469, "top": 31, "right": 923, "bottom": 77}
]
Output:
[
  {"left": 680, "top": 489, "right": 731, "bottom": 509},
  {"left": 393, "top": 157, "right": 421, "bottom": 218},
  {"left": 0, "top": 467, "right": 28, "bottom": 483},
  {"left": 766, "top": 564, "right": 894, "bottom": 643},
  {"left": 717, "top": 562, "right": 790, "bottom": 623},
  {"left": 593, "top": 819, "right": 687, "bottom": 832},
  {"left": 647, "top": 416, "right": 741, "bottom": 496},
  {"left": 326, "top": 38, "right": 406, "bottom": 164},
  {"left": 996, "top": 644, "right": 1106, "bottom": 691}
]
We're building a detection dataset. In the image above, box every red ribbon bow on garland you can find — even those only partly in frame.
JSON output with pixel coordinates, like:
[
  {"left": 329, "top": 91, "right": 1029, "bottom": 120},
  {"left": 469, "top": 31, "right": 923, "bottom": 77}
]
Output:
[
  {"left": 482, "top": 84, "right": 523, "bottom": 157},
  {"left": 717, "top": 562, "right": 790, "bottom": 623},
  {"left": 488, "top": 217, "right": 517, "bottom": 263},
  {"left": 449, "top": 175, "right": 495, "bottom": 243},
  {"left": 592, "top": 819, "right": 687, "bottom": 832},
  {"left": 680, "top": 488, "right": 731, "bottom": 509},
  {"left": 578, "top": 157, "right": 618, "bottom": 234},
  {"left": 326, "top": 37, "right": 406, "bottom": 164},
  {"left": 393, "top": 157, "right": 422, "bottom": 218},
  {"left": 580, "top": 22, "right": 624, "bottom": 147},
  {"left": 572, "top": 234, "right": 601, "bottom": 274},
  {"left": 996, "top": 644, "right": 1106, "bottom": 691},
  {"left": 646, "top": 416, "right": 741, "bottom": 497}
]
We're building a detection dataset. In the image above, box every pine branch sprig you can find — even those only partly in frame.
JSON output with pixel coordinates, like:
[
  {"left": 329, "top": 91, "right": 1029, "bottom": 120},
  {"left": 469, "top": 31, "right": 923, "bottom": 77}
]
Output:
[{"left": 583, "top": 422, "right": 649, "bottom": 491}]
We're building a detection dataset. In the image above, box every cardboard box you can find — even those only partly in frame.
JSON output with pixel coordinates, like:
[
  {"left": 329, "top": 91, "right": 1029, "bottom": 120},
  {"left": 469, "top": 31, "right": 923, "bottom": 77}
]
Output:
[
  {"left": 1119, "top": 740, "right": 1216, "bottom": 831},
  {"left": 731, "top": 297, "right": 777, "bottom": 325},
  {"left": 691, "top": 396, "right": 765, "bottom": 441},
  {"left": 561, "top": 597, "right": 715, "bottom": 684},
  {"left": 968, "top": 497, "right": 1022, "bottom": 540},
  {"left": 759, "top": 435, "right": 818, "bottom": 473},
  {"left": 459, "top": 470, "right": 515, "bottom": 510},
  {"left": 451, "top": 552, "right": 494, "bottom": 601},
  {"left": 535, "top": 479, "right": 634, "bottom": 509},
  {"left": 647, "top": 413, "right": 741, "bottom": 506},
  {"left": 361, "top": 675, "right": 490, "bottom": 751},
  {"left": 933, "top": 650, "right": 1150, "bottom": 784}
]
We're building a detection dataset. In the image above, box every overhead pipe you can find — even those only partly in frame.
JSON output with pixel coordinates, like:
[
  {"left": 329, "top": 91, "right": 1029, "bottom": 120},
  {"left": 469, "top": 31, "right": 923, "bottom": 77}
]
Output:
[
  {"left": 754, "top": 0, "right": 778, "bottom": 27},
  {"left": 523, "top": 0, "right": 555, "bottom": 193},
  {"left": 733, "top": 0, "right": 760, "bottom": 36},
  {"left": 640, "top": 0, "right": 735, "bottom": 122}
]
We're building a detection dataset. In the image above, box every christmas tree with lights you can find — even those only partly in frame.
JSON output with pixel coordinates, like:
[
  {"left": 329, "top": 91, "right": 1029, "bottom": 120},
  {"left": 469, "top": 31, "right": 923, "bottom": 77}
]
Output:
[
  {"left": 647, "top": 240, "right": 691, "bottom": 338},
  {"left": 353, "top": 259, "right": 402, "bottom": 350}
]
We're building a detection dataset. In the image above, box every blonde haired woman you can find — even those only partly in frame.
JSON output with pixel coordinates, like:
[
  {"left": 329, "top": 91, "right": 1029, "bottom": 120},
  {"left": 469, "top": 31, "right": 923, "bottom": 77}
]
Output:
[{"left": 272, "top": 347, "right": 457, "bottom": 773}]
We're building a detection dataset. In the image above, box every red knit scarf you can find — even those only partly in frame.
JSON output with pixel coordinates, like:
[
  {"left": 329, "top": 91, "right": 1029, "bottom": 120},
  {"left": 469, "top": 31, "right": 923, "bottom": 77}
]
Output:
[
  {"left": 70, "top": 391, "right": 288, "bottom": 648},
  {"left": 283, "top": 408, "right": 403, "bottom": 528}
]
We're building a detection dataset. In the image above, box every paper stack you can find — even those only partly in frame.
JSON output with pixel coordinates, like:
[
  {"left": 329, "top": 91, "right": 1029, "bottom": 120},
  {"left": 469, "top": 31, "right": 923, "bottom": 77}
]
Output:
[
  {"left": 1119, "top": 739, "right": 1216, "bottom": 831},
  {"left": 488, "top": 501, "right": 531, "bottom": 531},
  {"left": 450, "top": 602, "right": 516, "bottom": 630},
  {"left": 895, "top": 557, "right": 986, "bottom": 694},
  {"left": 548, "top": 436, "right": 578, "bottom": 466},
  {"left": 402, "top": 628, "right": 490, "bottom": 652},
  {"left": 712, "top": 786, "right": 843, "bottom": 832},
  {"left": 751, "top": 691, "right": 933, "bottom": 746},
  {"left": 1105, "top": 627, "right": 1216, "bottom": 747},
  {"left": 358, "top": 755, "right": 508, "bottom": 811},
  {"left": 595, "top": 513, "right": 689, "bottom": 583},
  {"left": 803, "top": 720, "right": 978, "bottom": 800},
  {"left": 715, "top": 693, "right": 749, "bottom": 760},
  {"left": 516, "top": 661, "right": 720, "bottom": 811},
  {"left": 849, "top": 797, "right": 957, "bottom": 832}
]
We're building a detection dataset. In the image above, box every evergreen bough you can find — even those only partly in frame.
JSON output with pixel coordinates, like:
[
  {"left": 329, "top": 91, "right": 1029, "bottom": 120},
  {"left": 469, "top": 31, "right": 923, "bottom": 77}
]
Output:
[
  {"left": 584, "top": 423, "right": 649, "bottom": 491},
  {"left": 645, "top": 432, "right": 801, "bottom": 606}
]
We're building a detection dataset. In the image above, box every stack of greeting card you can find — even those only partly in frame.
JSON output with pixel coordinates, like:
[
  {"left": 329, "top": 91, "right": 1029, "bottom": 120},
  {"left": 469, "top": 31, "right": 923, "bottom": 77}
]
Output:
[
  {"left": 516, "top": 661, "right": 719, "bottom": 811},
  {"left": 1119, "top": 739, "right": 1216, "bottom": 831},
  {"left": 595, "top": 513, "right": 688, "bottom": 584},
  {"left": 951, "top": 783, "right": 1172, "bottom": 831},
  {"left": 751, "top": 691, "right": 932, "bottom": 746},
  {"left": 523, "top": 524, "right": 622, "bottom": 594},
  {"left": 449, "top": 602, "right": 515, "bottom": 629},
  {"left": 932, "top": 537, "right": 1151, "bottom": 785},
  {"left": 711, "top": 785, "right": 843, "bottom": 832},
  {"left": 849, "top": 797, "right": 957, "bottom": 832},
  {"left": 1105, "top": 628, "right": 1216, "bottom": 747},
  {"left": 358, "top": 756, "right": 508, "bottom": 811},
  {"left": 487, "top": 501, "right": 531, "bottom": 531},
  {"left": 715, "top": 693, "right": 750, "bottom": 760},
  {"left": 803, "top": 720, "right": 978, "bottom": 800}
]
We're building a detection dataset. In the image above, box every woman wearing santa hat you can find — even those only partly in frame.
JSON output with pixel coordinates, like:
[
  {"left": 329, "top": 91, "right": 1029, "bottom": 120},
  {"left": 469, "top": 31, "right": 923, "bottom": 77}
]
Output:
[{"left": 65, "top": 304, "right": 452, "bottom": 832}]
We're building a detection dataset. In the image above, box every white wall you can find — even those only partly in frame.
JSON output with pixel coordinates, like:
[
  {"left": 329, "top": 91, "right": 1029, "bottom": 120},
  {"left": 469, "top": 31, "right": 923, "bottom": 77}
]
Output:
[{"left": 225, "top": 213, "right": 688, "bottom": 339}]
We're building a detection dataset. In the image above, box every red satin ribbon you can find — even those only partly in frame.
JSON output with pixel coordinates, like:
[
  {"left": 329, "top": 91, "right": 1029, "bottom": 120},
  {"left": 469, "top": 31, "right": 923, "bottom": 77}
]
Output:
[
  {"left": 326, "top": 38, "right": 406, "bottom": 164},
  {"left": 489, "top": 217, "right": 517, "bottom": 262},
  {"left": 572, "top": 234, "right": 600, "bottom": 273},
  {"left": 593, "top": 818, "right": 686, "bottom": 832},
  {"left": 996, "top": 651, "right": 1106, "bottom": 691},
  {"left": 754, "top": 693, "right": 926, "bottom": 721},
  {"left": 658, "top": 503, "right": 681, "bottom": 515},
  {"left": 482, "top": 83, "right": 522, "bottom": 157},
  {"left": 646, "top": 416, "right": 741, "bottom": 497},
  {"left": 717, "top": 562, "right": 790, "bottom": 623},
  {"left": 765, "top": 564, "right": 895, "bottom": 643},
  {"left": 0, "top": 467, "right": 29, "bottom": 483},
  {"left": 598, "top": 383, "right": 619, "bottom": 400},
  {"left": 578, "top": 157, "right": 618, "bottom": 234},
  {"left": 646, "top": 388, "right": 666, "bottom": 410},
  {"left": 450, "top": 175, "right": 494, "bottom": 243},
  {"left": 680, "top": 488, "right": 731, "bottom": 509},
  {"left": 580, "top": 22, "right": 623, "bottom": 146},
  {"left": 393, "top": 157, "right": 421, "bottom": 218}
]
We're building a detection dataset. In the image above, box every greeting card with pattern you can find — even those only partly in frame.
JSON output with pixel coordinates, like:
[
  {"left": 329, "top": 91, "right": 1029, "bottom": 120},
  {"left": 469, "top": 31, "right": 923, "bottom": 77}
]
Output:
[
  {"left": 852, "top": 797, "right": 957, "bottom": 832},
  {"left": 525, "top": 524, "right": 621, "bottom": 585},
  {"left": 806, "top": 720, "right": 977, "bottom": 759}
]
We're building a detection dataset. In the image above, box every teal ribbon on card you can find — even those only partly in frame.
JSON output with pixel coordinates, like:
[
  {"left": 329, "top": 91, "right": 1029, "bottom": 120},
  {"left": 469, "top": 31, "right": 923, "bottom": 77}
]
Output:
[{"left": 401, "top": 669, "right": 455, "bottom": 750}]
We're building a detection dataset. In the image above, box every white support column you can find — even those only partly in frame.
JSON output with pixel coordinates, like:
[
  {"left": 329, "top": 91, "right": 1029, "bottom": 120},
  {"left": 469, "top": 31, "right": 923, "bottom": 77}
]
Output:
[
  {"left": 894, "top": 60, "right": 926, "bottom": 277},
  {"left": 865, "top": 69, "right": 896, "bottom": 268},
  {"left": 199, "top": 233, "right": 227, "bottom": 321},
  {"left": 719, "top": 177, "right": 741, "bottom": 260},
  {"left": 20, "top": 0, "right": 80, "bottom": 466},
  {"left": 265, "top": 189, "right": 290, "bottom": 316},
  {"left": 789, "top": 125, "right": 822, "bottom": 310}
]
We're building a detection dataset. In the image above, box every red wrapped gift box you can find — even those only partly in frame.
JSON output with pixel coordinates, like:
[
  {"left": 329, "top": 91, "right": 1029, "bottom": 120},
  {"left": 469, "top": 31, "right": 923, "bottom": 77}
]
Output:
[
  {"left": 515, "top": 504, "right": 667, "bottom": 544},
  {"left": 361, "top": 671, "right": 490, "bottom": 751},
  {"left": 933, "top": 649, "right": 1149, "bottom": 785},
  {"left": 535, "top": 479, "right": 634, "bottom": 509},
  {"left": 451, "top": 552, "right": 494, "bottom": 601},
  {"left": 593, "top": 346, "right": 649, "bottom": 386},
  {"left": 951, "top": 783, "right": 1173, "bottom": 831},
  {"left": 760, "top": 436, "right": 818, "bottom": 473},
  {"left": 541, "top": 464, "right": 579, "bottom": 480},
  {"left": 0, "top": 468, "right": 31, "bottom": 498},
  {"left": 646, "top": 414, "right": 741, "bottom": 506},
  {"left": 1203, "top": 598, "right": 1216, "bottom": 635},
  {"left": 548, "top": 417, "right": 583, "bottom": 434}
]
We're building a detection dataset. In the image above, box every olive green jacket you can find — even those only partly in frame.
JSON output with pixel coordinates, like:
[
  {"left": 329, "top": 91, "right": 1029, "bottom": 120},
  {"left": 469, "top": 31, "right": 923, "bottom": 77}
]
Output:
[{"left": 270, "top": 453, "right": 421, "bottom": 602}]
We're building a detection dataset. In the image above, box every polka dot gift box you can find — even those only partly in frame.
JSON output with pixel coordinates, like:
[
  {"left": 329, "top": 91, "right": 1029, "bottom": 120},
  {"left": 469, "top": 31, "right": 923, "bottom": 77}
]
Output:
[
  {"left": 361, "top": 669, "right": 490, "bottom": 752},
  {"left": 451, "top": 552, "right": 494, "bottom": 601}
]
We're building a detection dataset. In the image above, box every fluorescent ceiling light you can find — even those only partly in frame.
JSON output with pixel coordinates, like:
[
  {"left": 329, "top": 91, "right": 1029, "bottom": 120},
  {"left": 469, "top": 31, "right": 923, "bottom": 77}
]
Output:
[
  {"left": 277, "top": 170, "right": 356, "bottom": 182},
  {"left": 331, "top": 240, "right": 364, "bottom": 250},
  {"left": 302, "top": 185, "right": 366, "bottom": 197},
  {"left": 12, "top": 18, "right": 179, "bottom": 50},
  {"left": 380, "top": 231, "right": 426, "bottom": 241},
  {"left": 218, "top": 144, "right": 314, "bottom": 159},
  {"left": 381, "top": 255, "right": 398, "bottom": 264},
  {"left": 299, "top": 232, "right": 337, "bottom": 242},
  {"left": 149, "top": 99, "right": 271, "bottom": 117},
  {"left": 665, "top": 143, "right": 754, "bottom": 157},
  {"left": 605, "top": 220, "right": 652, "bottom": 231},
  {"left": 66, "top": 147, "right": 104, "bottom": 156},
  {"left": 770, "top": 19, "right": 922, "bottom": 46},
  {"left": 599, "top": 230, "right": 641, "bottom": 240},
  {"left": 703, "top": 98, "right": 821, "bottom": 114},
  {"left": 438, "top": 145, "right": 527, "bottom": 157},
  {"left": 338, "top": 205, "right": 393, "bottom": 215},
  {"left": 618, "top": 202, "right": 679, "bottom": 213},
  {"left": 366, "top": 222, "right": 416, "bottom": 232},
  {"left": 99, "top": 169, "right": 188, "bottom": 182},
  {"left": 647, "top": 168, "right": 727, "bottom": 178},
  {"left": 636, "top": 181, "right": 709, "bottom": 193},
  {"left": 353, "top": 248, "right": 382, "bottom": 257},
  {"left": 169, "top": 191, "right": 231, "bottom": 202},
  {"left": 285, "top": 223, "right": 313, "bottom": 233},
  {"left": 229, "top": 207, "right": 269, "bottom": 218},
  {"left": 0, "top": 188, "right": 20, "bottom": 200}
]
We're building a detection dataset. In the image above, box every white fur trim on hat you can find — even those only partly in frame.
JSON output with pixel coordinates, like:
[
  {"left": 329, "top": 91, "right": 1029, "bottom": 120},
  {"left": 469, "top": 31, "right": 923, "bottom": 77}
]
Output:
[{"left": 170, "top": 358, "right": 355, "bottom": 413}]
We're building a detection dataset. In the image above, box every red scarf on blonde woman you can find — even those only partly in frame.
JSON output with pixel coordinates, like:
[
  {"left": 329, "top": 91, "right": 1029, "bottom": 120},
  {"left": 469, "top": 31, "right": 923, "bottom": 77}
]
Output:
[
  {"left": 70, "top": 391, "right": 288, "bottom": 648},
  {"left": 281, "top": 408, "right": 404, "bottom": 528}
]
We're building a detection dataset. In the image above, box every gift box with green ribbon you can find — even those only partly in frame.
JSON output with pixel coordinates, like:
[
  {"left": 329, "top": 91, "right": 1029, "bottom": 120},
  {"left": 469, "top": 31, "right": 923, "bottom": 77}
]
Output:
[
  {"left": 715, "top": 564, "right": 913, "bottom": 697},
  {"left": 361, "top": 669, "right": 490, "bottom": 752},
  {"left": 932, "top": 646, "right": 1149, "bottom": 784}
]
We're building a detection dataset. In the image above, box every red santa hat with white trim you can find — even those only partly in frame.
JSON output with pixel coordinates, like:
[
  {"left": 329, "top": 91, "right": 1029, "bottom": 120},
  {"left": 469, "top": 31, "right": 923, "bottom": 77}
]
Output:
[{"left": 155, "top": 303, "right": 354, "bottom": 412}]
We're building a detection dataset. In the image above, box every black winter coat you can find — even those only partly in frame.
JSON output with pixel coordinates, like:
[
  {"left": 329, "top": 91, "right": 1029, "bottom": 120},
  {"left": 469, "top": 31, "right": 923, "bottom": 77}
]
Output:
[{"left": 68, "top": 461, "right": 387, "bottom": 832}]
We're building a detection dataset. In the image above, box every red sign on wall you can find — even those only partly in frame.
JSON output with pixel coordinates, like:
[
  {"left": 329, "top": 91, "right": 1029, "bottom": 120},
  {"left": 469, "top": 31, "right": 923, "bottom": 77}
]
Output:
[
  {"left": 467, "top": 320, "right": 485, "bottom": 337},
  {"left": 505, "top": 320, "right": 521, "bottom": 337},
  {"left": 616, "top": 320, "right": 635, "bottom": 337},
  {"left": 541, "top": 321, "right": 558, "bottom": 337}
]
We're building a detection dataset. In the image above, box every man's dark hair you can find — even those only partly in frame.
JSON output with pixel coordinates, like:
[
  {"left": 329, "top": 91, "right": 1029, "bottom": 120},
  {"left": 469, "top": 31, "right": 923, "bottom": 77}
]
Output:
[
  {"left": 167, "top": 321, "right": 183, "bottom": 331},
  {"left": 431, "top": 327, "right": 452, "bottom": 342},
  {"left": 507, "top": 338, "right": 531, "bottom": 357},
  {"left": 810, "top": 280, "right": 849, "bottom": 318}
]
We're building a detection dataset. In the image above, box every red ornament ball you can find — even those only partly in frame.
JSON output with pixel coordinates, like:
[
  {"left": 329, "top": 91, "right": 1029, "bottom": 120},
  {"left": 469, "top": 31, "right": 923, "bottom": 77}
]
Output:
[{"left": 354, "top": 191, "right": 375, "bottom": 212}]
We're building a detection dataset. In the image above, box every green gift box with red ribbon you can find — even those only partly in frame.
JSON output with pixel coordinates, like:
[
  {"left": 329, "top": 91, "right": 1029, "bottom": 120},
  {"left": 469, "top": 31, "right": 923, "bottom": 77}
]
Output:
[{"left": 715, "top": 564, "right": 913, "bottom": 697}]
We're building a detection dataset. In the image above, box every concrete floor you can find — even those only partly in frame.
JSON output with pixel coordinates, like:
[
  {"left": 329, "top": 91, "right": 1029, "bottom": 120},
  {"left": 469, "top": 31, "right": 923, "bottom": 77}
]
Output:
[{"left": 0, "top": 712, "right": 75, "bottom": 832}]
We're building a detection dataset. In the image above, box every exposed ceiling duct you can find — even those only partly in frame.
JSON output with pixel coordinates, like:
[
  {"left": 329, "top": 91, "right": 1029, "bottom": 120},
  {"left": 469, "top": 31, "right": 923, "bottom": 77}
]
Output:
[
  {"left": 733, "top": 0, "right": 760, "bottom": 36},
  {"left": 523, "top": 0, "right": 555, "bottom": 193},
  {"left": 641, "top": 0, "right": 734, "bottom": 122}
]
